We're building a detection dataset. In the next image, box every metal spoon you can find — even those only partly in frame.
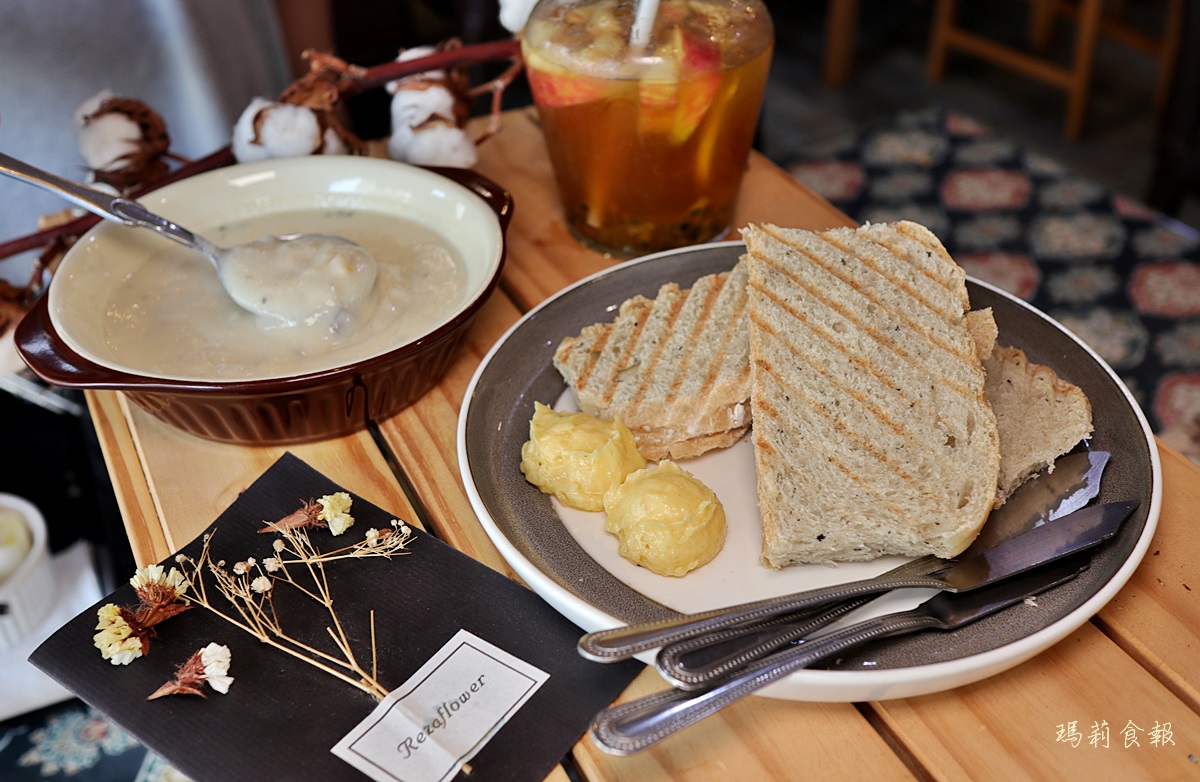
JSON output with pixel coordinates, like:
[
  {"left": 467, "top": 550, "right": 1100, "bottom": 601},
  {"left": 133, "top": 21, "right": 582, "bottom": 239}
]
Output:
[{"left": 0, "top": 151, "right": 377, "bottom": 326}]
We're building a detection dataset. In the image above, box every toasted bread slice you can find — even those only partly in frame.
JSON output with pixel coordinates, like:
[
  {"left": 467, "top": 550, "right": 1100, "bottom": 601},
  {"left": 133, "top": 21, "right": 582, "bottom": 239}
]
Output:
[
  {"left": 553, "top": 262, "right": 751, "bottom": 461},
  {"left": 745, "top": 221, "right": 1001, "bottom": 567},
  {"left": 984, "top": 345, "right": 1094, "bottom": 506}
]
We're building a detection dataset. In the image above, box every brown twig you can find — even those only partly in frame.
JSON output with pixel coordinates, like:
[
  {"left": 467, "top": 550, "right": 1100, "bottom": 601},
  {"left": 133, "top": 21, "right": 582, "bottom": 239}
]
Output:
[{"left": 0, "top": 38, "right": 523, "bottom": 265}]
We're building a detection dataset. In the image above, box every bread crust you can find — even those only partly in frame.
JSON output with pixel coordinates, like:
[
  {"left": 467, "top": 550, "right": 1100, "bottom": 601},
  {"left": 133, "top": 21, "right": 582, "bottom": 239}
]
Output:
[{"left": 984, "top": 345, "right": 1094, "bottom": 506}]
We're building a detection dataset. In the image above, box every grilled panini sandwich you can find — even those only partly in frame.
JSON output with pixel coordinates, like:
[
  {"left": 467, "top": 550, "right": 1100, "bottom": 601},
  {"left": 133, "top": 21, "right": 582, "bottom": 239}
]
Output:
[
  {"left": 744, "top": 221, "right": 1002, "bottom": 567},
  {"left": 553, "top": 261, "right": 751, "bottom": 461}
]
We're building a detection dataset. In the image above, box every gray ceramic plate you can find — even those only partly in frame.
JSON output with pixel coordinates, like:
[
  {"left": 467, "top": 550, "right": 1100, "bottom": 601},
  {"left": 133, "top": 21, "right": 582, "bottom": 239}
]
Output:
[{"left": 457, "top": 242, "right": 1161, "bottom": 701}]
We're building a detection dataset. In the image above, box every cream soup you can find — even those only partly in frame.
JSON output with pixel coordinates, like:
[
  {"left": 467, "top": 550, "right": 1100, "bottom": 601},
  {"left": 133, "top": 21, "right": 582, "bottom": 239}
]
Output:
[{"left": 102, "top": 208, "right": 466, "bottom": 380}]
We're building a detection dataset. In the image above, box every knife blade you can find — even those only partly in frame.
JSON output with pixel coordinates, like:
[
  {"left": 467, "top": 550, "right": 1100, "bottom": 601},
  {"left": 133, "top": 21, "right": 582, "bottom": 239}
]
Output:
[
  {"left": 592, "top": 555, "right": 1090, "bottom": 756},
  {"left": 970, "top": 450, "right": 1109, "bottom": 553},
  {"left": 579, "top": 499, "right": 1136, "bottom": 663},
  {"left": 654, "top": 451, "right": 1112, "bottom": 685}
]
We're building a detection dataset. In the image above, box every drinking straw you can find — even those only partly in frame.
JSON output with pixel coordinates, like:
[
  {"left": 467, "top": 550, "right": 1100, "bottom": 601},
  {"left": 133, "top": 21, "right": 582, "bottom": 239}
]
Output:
[{"left": 630, "top": 0, "right": 661, "bottom": 50}]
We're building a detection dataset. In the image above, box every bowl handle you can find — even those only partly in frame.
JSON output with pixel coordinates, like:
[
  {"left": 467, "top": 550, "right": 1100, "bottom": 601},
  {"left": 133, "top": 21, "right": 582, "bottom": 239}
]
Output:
[{"left": 426, "top": 166, "right": 514, "bottom": 231}]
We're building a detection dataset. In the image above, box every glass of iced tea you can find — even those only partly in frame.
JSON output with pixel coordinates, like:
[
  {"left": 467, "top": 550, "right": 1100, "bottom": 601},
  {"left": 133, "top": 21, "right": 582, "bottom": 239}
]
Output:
[{"left": 522, "top": 0, "right": 773, "bottom": 256}]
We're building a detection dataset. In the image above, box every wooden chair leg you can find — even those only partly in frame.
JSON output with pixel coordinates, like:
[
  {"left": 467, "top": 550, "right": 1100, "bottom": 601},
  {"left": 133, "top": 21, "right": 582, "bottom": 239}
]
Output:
[
  {"left": 1064, "top": 0, "right": 1104, "bottom": 141},
  {"left": 1156, "top": 0, "right": 1187, "bottom": 109},
  {"left": 1028, "top": 0, "right": 1061, "bottom": 50},
  {"left": 926, "top": 0, "right": 957, "bottom": 83},
  {"left": 822, "top": 0, "right": 861, "bottom": 87}
]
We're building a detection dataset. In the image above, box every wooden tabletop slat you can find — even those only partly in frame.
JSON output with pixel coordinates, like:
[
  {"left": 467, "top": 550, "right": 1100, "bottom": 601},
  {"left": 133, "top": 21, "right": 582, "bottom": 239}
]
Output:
[
  {"left": 872, "top": 621, "right": 1200, "bottom": 780},
  {"left": 103, "top": 399, "right": 419, "bottom": 563},
  {"left": 374, "top": 290, "right": 526, "bottom": 574},
  {"left": 1094, "top": 441, "right": 1200, "bottom": 714},
  {"left": 571, "top": 669, "right": 918, "bottom": 782}
]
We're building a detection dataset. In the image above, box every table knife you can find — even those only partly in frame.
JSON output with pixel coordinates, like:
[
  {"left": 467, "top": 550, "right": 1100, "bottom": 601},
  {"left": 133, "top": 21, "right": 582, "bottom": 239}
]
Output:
[
  {"left": 654, "top": 451, "right": 1111, "bottom": 685},
  {"left": 591, "top": 555, "right": 1090, "bottom": 755},
  {"left": 579, "top": 498, "right": 1134, "bottom": 663}
]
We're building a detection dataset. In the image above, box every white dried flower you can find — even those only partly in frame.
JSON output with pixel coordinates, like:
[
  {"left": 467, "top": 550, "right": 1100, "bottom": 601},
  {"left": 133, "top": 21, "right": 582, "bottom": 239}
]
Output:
[
  {"left": 273, "top": 538, "right": 286, "bottom": 553},
  {"left": 200, "top": 643, "right": 234, "bottom": 694},
  {"left": 129, "top": 564, "right": 188, "bottom": 601},
  {"left": 94, "top": 604, "right": 144, "bottom": 666},
  {"left": 263, "top": 557, "right": 282, "bottom": 573},
  {"left": 233, "top": 560, "right": 250, "bottom": 575},
  {"left": 250, "top": 576, "right": 273, "bottom": 594}
]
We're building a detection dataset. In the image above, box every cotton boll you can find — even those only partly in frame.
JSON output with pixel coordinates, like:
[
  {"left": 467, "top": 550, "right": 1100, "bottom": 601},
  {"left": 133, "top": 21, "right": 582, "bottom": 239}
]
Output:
[
  {"left": 389, "top": 85, "right": 459, "bottom": 132},
  {"left": 390, "top": 123, "right": 478, "bottom": 168},
  {"left": 78, "top": 114, "right": 142, "bottom": 171},
  {"left": 73, "top": 90, "right": 113, "bottom": 126},
  {"left": 499, "top": 0, "right": 539, "bottom": 33},
  {"left": 387, "top": 46, "right": 446, "bottom": 92},
  {"left": 75, "top": 91, "right": 141, "bottom": 172},
  {"left": 232, "top": 98, "right": 341, "bottom": 163}
]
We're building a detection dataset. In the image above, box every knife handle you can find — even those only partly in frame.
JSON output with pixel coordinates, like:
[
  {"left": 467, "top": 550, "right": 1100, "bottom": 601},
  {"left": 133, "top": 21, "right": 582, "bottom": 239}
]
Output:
[
  {"left": 591, "top": 610, "right": 936, "bottom": 755},
  {"left": 578, "top": 566, "right": 949, "bottom": 663},
  {"left": 654, "top": 555, "right": 951, "bottom": 687},
  {"left": 654, "top": 596, "right": 875, "bottom": 689}
]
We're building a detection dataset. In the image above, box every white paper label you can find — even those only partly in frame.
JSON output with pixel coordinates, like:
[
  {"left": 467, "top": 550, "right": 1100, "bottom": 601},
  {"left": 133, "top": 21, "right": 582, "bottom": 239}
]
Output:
[{"left": 332, "top": 629, "right": 549, "bottom": 782}]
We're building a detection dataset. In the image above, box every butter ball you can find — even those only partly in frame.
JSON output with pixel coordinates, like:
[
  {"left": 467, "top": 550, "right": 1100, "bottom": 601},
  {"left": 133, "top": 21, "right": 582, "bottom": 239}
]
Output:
[
  {"left": 520, "top": 402, "right": 646, "bottom": 511},
  {"left": 603, "top": 460, "right": 726, "bottom": 577}
]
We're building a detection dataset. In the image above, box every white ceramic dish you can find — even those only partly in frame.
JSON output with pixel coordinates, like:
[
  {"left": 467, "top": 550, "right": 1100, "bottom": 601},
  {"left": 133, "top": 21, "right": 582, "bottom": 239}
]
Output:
[
  {"left": 0, "top": 493, "right": 55, "bottom": 654},
  {"left": 457, "top": 242, "right": 1162, "bottom": 702}
]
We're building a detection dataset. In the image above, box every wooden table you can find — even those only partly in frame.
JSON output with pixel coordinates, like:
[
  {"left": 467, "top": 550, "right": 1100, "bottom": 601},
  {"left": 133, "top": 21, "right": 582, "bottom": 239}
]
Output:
[{"left": 87, "top": 108, "right": 1200, "bottom": 780}]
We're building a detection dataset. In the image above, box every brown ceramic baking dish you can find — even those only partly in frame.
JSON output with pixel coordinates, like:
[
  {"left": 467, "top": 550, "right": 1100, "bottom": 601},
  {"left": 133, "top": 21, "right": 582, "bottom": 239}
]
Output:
[{"left": 15, "top": 158, "right": 511, "bottom": 444}]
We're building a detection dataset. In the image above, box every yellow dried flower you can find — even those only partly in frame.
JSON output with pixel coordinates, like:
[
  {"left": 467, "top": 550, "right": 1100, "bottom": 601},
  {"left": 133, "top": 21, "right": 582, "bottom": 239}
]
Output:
[
  {"left": 94, "top": 603, "right": 144, "bottom": 665},
  {"left": 317, "top": 492, "right": 355, "bottom": 536}
]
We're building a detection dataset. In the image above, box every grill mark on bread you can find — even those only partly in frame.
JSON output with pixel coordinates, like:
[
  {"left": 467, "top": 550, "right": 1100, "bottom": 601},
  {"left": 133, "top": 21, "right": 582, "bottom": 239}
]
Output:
[
  {"left": 868, "top": 234, "right": 963, "bottom": 313},
  {"left": 758, "top": 224, "right": 977, "bottom": 371},
  {"left": 748, "top": 248, "right": 978, "bottom": 403},
  {"left": 562, "top": 322, "right": 612, "bottom": 396},
  {"left": 553, "top": 264, "right": 752, "bottom": 461},
  {"left": 664, "top": 273, "right": 724, "bottom": 405},
  {"left": 623, "top": 289, "right": 687, "bottom": 416},
  {"left": 751, "top": 299, "right": 917, "bottom": 442},
  {"left": 894, "top": 221, "right": 971, "bottom": 308},
  {"left": 748, "top": 321, "right": 916, "bottom": 482},
  {"left": 745, "top": 221, "right": 1000, "bottom": 566},
  {"left": 752, "top": 374, "right": 915, "bottom": 504}
]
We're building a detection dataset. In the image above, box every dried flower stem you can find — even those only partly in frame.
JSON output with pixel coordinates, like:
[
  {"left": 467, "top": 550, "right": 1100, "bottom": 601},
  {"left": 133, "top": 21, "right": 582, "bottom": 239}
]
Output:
[{"left": 173, "top": 521, "right": 413, "bottom": 701}]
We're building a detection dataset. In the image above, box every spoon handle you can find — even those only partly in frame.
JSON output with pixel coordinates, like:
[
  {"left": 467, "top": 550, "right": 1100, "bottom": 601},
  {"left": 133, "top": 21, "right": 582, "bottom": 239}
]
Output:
[
  {"left": 0, "top": 151, "right": 129, "bottom": 219},
  {"left": 0, "top": 151, "right": 209, "bottom": 253}
]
